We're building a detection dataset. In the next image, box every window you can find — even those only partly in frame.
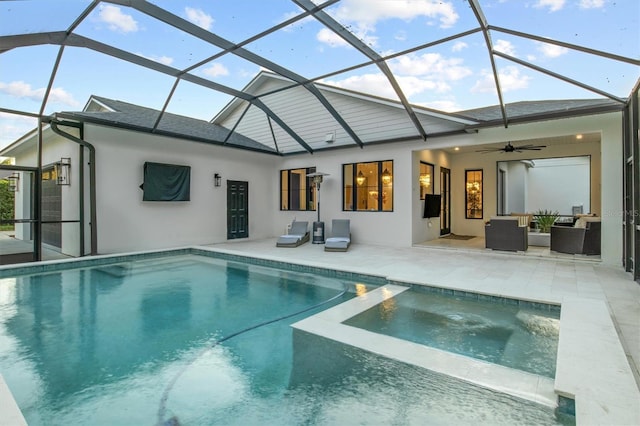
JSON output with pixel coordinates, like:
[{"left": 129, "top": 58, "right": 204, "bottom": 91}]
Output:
[
  {"left": 465, "top": 169, "right": 483, "bottom": 219},
  {"left": 280, "top": 167, "right": 316, "bottom": 211},
  {"left": 419, "top": 161, "right": 434, "bottom": 199},
  {"left": 343, "top": 160, "right": 393, "bottom": 211}
]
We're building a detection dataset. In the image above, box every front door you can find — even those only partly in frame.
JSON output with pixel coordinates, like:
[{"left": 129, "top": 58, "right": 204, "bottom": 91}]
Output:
[
  {"left": 227, "top": 180, "right": 248, "bottom": 239},
  {"left": 440, "top": 167, "right": 451, "bottom": 235}
]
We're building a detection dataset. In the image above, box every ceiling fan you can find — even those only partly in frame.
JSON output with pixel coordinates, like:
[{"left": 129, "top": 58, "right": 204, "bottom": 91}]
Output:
[{"left": 476, "top": 142, "right": 546, "bottom": 153}]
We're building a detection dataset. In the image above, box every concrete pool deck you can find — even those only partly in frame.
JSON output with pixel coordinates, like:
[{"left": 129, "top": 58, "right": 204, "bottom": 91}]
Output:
[{"left": 205, "top": 238, "right": 640, "bottom": 425}]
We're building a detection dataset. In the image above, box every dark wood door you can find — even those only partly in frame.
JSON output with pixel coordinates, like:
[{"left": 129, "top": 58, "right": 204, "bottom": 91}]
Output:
[
  {"left": 440, "top": 167, "right": 451, "bottom": 235},
  {"left": 227, "top": 180, "right": 248, "bottom": 239}
]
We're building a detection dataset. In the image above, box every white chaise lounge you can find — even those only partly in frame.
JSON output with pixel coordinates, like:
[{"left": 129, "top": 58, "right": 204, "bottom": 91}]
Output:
[
  {"left": 276, "top": 221, "right": 310, "bottom": 247},
  {"left": 324, "top": 219, "right": 351, "bottom": 252}
]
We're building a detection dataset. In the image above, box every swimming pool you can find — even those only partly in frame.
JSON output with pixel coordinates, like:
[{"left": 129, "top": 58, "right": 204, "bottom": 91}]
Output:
[
  {"left": 0, "top": 249, "right": 573, "bottom": 425},
  {"left": 343, "top": 285, "right": 560, "bottom": 378}
]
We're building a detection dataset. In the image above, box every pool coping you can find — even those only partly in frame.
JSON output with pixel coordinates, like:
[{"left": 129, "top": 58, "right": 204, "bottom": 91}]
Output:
[
  {"left": 0, "top": 246, "right": 638, "bottom": 425},
  {"left": 0, "top": 375, "right": 27, "bottom": 426}
]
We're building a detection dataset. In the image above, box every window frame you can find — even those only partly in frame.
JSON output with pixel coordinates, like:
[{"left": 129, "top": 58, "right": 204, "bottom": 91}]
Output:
[
  {"left": 465, "top": 169, "right": 483, "bottom": 219},
  {"left": 342, "top": 160, "right": 393, "bottom": 212},
  {"left": 419, "top": 161, "right": 435, "bottom": 200},
  {"left": 280, "top": 167, "right": 316, "bottom": 211}
]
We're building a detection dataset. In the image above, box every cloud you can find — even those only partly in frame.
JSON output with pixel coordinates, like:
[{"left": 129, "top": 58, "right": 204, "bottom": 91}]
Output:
[
  {"left": 537, "top": 41, "right": 569, "bottom": 58},
  {"left": 493, "top": 39, "right": 516, "bottom": 57},
  {"left": 316, "top": 28, "right": 350, "bottom": 48},
  {"left": 98, "top": 5, "right": 138, "bottom": 33},
  {"left": 452, "top": 41, "right": 468, "bottom": 52},
  {"left": 0, "top": 113, "right": 38, "bottom": 150},
  {"left": 471, "top": 66, "right": 531, "bottom": 93},
  {"left": 390, "top": 53, "right": 472, "bottom": 81},
  {"left": 0, "top": 81, "right": 80, "bottom": 107},
  {"left": 333, "top": 0, "right": 459, "bottom": 30},
  {"left": 322, "top": 72, "right": 449, "bottom": 100},
  {"left": 138, "top": 53, "right": 174, "bottom": 66},
  {"left": 579, "top": 0, "right": 604, "bottom": 8},
  {"left": 416, "top": 99, "right": 461, "bottom": 112},
  {"left": 395, "top": 30, "right": 407, "bottom": 41},
  {"left": 202, "top": 63, "right": 229, "bottom": 78},
  {"left": 533, "top": 0, "right": 565, "bottom": 12},
  {"left": 316, "top": 1, "right": 458, "bottom": 49},
  {"left": 185, "top": 7, "right": 213, "bottom": 30}
]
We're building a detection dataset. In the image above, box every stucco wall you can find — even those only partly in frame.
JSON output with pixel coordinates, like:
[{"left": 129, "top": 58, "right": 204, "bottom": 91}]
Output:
[
  {"left": 86, "top": 124, "right": 278, "bottom": 254},
  {"left": 277, "top": 141, "right": 417, "bottom": 248},
  {"left": 4, "top": 110, "right": 624, "bottom": 266}
]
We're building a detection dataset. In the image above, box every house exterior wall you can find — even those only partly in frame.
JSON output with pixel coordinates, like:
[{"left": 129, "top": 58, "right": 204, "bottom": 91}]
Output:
[
  {"left": 4, "top": 110, "right": 624, "bottom": 266},
  {"left": 84, "top": 124, "right": 278, "bottom": 254},
  {"left": 277, "top": 141, "right": 417, "bottom": 248},
  {"left": 218, "top": 111, "right": 623, "bottom": 264}
]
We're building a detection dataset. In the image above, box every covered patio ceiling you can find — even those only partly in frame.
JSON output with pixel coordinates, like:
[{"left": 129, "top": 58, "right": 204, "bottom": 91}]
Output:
[{"left": 0, "top": 0, "right": 638, "bottom": 155}]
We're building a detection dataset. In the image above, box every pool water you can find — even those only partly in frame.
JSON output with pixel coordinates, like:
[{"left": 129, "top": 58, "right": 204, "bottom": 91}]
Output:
[
  {"left": 0, "top": 253, "right": 572, "bottom": 425},
  {"left": 343, "top": 288, "right": 560, "bottom": 378}
]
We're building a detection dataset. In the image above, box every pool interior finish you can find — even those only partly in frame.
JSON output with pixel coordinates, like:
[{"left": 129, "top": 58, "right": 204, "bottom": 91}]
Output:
[
  {"left": 343, "top": 286, "right": 560, "bottom": 378},
  {"left": 0, "top": 251, "right": 573, "bottom": 425}
]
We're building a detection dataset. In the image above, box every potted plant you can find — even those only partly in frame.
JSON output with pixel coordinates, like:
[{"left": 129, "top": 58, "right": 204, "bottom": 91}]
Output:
[{"left": 533, "top": 209, "right": 559, "bottom": 233}]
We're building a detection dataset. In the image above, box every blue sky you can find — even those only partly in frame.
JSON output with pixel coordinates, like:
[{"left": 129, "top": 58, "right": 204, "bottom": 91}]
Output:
[{"left": 0, "top": 0, "right": 638, "bottom": 150}]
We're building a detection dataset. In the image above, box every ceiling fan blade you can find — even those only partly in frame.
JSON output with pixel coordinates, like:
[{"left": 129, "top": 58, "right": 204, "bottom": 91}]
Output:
[{"left": 515, "top": 144, "right": 546, "bottom": 150}]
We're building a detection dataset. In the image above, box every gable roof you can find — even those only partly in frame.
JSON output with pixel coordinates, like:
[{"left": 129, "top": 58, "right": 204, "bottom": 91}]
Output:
[
  {"left": 56, "top": 96, "right": 278, "bottom": 155},
  {"left": 212, "top": 71, "right": 480, "bottom": 155},
  {"left": 212, "top": 71, "right": 624, "bottom": 155},
  {"left": 1, "top": 77, "right": 625, "bottom": 159}
]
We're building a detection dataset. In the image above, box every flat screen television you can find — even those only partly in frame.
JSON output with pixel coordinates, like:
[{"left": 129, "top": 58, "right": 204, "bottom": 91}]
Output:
[
  {"left": 423, "top": 194, "right": 441, "bottom": 218},
  {"left": 141, "top": 162, "right": 191, "bottom": 201}
]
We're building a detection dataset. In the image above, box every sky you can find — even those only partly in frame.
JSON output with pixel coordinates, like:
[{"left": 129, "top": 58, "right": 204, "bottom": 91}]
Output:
[{"left": 0, "top": 0, "right": 638, "bottom": 150}]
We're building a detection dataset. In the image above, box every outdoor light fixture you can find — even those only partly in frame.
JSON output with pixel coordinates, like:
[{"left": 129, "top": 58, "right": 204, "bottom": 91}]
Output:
[
  {"left": 55, "top": 158, "right": 71, "bottom": 186},
  {"left": 214, "top": 173, "right": 222, "bottom": 187},
  {"left": 382, "top": 168, "right": 392, "bottom": 185},
  {"left": 324, "top": 132, "right": 335, "bottom": 143},
  {"left": 7, "top": 173, "right": 19, "bottom": 192},
  {"left": 306, "top": 171, "right": 329, "bottom": 244},
  {"left": 356, "top": 170, "right": 365, "bottom": 186}
]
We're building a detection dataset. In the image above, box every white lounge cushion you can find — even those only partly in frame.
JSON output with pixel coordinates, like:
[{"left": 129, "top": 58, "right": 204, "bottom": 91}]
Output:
[
  {"left": 325, "top": 237, "right": 350, "bottom": 243},
  {"left": 277, "top": 234, "right": 304, "bottom": 242}
]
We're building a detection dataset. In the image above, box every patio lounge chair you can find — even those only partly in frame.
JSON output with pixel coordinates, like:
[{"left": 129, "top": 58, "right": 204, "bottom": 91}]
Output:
[
  {"left": 276, "top": 221, "right": 310, "bottom": 247},
  {"left": 550, "top": 216, "right": 601, "bottom": 255},
  {"left": 324, "top": 219, "right": 351, "bottom": 252},
  {"left": 485, "top": 216, "right": 528, "bottom": 251}
]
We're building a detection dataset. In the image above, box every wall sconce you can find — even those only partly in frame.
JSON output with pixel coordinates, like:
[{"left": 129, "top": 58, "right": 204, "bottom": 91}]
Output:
[
  {"left": 214, "top": 173, "right": 222, "bottom": 187},
  {"left": 324, "top": 132, "right": 335, "bottom": 143},
  {"left": 356, "top": 170, "right": 365, "bottom": 186},
  {"left": 55, "top": 158, "right": 71, "bottom": 186},
  {"left": 7, "top": 173, "right": 19, "bottom": 192},
  {"left": 382, "top": 168, "right": 392, "bottom": 185}
]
